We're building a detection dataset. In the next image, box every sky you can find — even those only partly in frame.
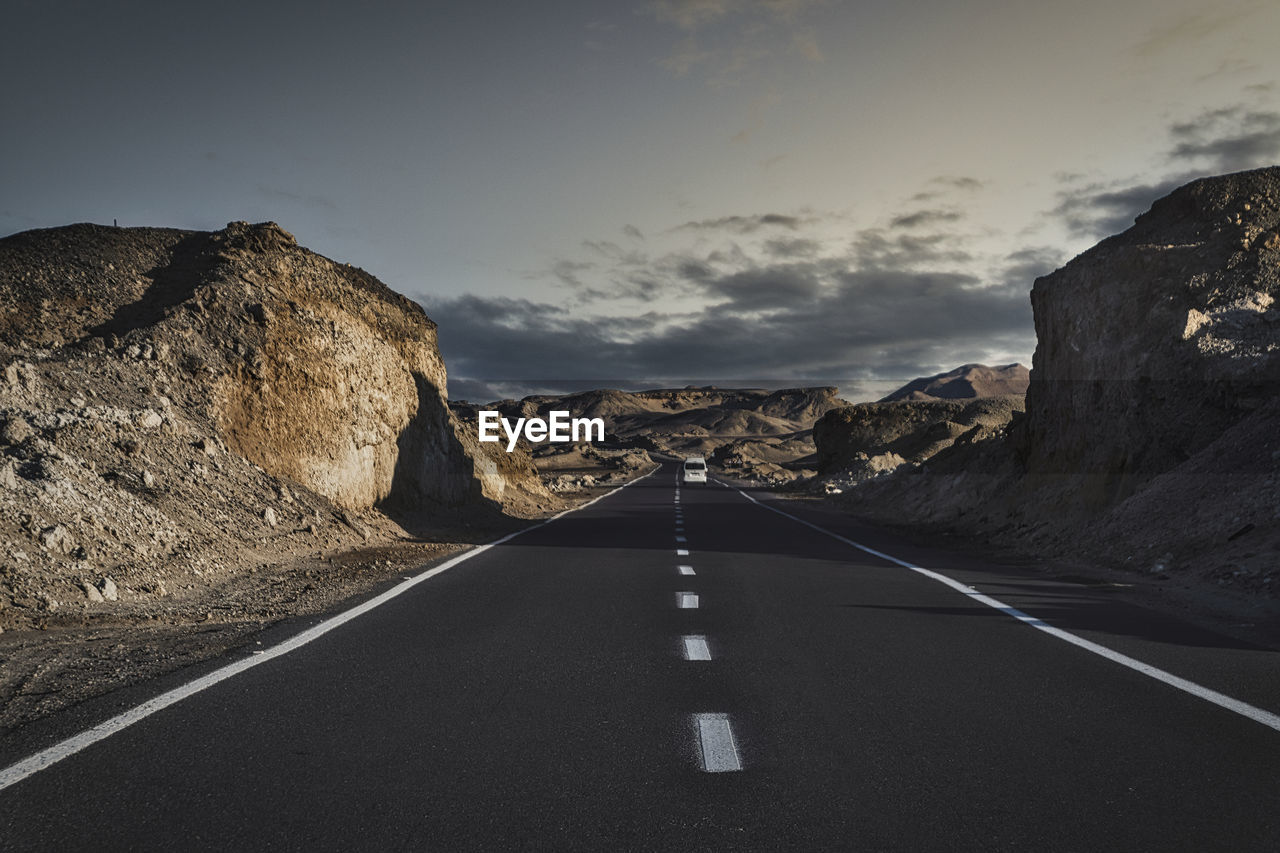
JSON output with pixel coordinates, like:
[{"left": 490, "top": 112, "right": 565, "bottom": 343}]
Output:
[{"left": 3, "top": 0, "right": 1279, "bottom": 401}]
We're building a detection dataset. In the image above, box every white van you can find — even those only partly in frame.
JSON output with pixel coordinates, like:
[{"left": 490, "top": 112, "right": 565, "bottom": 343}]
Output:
[{"left": 682, "top": 456, "right": 707, "bottom": 485}]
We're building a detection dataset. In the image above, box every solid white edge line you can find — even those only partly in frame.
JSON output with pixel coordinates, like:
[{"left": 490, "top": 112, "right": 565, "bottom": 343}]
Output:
[
  {"left": 722, "top": 480, "right": 1280, "bottom": 734},
  {"left": 0, "top": 466, "right": 665, "bottom": 793}
]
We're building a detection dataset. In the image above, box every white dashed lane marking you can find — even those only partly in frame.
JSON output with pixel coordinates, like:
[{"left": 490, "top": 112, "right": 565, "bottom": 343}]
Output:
[
  {"left": 683, "top": 635, "right": 712, "bottom": 661},
  {"left": 676, "top": 535, "right": 687, "bottom": 543},
  {"left": 678, "top": 592, "right": 699, "bottom": 609},
  {"left": 694, "top": 713, "right": 742, "bottom": 772},
  {"left": 678, "top": 565, "right": 695, "bottom": 576},
  {"left": 677, "top": 548, "right": 689, "bottom": 556}
]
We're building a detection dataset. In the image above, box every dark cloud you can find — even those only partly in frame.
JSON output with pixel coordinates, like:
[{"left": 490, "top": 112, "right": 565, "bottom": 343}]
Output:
[
  {"left": 622, "top": 223, "right": 645, "bottom": 240},
  {"left": 998, "top": 246, "right": 1066, "bottom": 290},
  {"left": 423, "top": 253, "right": 1034, "bottom": 398},
  {"left": 910, "top": 175, "right": 985, "bottom": 202},
  {"left": 851, "top": 228, "right": 973, "bottom": 269},
  {"left": 675, "top": 212, "right": 804, "bottom": 233},
  {"left": 889, "top": 209, "right": 963, "bottom": 229},
  {"left": 761, "top": 236, "right": 821, "bottom": 258},
  {"left": 1049, "top": 173, "right": 1195, "bottom": 240},
  {"left": 700, "top": 265, "right": 825, "bottom": 313},
  {"left": 550, "top": 258, "right": 594, "bottom": 289},
  {"left": 1048, "top": 102, "right": 1280, "bottom": 241},
  {"left": 435, "top": 194, "right": 1041, "bottom": 398},
  {"left": 1167, "top": 108, "right": 1280, "bottom": 172}
]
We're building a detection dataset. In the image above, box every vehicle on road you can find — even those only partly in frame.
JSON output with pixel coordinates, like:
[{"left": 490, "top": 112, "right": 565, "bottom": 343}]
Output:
[{"left": 682, "top": 456, "right": 707, "bottom": 485}]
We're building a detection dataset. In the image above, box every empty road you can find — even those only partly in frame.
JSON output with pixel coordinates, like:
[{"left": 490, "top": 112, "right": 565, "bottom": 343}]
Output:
[{"left": 2, "top": 461, "right": 1278, "bottom": 850}]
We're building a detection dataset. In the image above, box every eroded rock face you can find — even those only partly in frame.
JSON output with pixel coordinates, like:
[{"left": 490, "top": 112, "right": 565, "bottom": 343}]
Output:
[
  {"left": 1024, "top": 167, "right": 1280, "bottom": 502},
  {"left": 202, "top": 223, "right": 476, "bottom": 509},
  {"left": 0, "top": 220, "right": 546, "bottom": 512}
]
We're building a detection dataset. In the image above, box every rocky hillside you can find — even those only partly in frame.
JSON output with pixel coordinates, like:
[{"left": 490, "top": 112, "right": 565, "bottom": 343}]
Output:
[
  {"left": 457, "top": 385, "right": 848, "bottom": 486},
  {"left": 810, "top": 363, "right": 1027, "bottom": 488},
  {"left": 879, "top": 363, "right": 1028, "bottom": 402},
  {"left": 0, "top": 221, "right": 549, "bottom": 632},
  {"left": 824, "top": 167, "right": 1280, "bottom": 598}
]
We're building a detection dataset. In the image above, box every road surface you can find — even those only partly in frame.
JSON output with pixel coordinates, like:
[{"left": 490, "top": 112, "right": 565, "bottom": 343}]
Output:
[{"left": 1, "top": 461, "right": 1278, "bottom": 850}]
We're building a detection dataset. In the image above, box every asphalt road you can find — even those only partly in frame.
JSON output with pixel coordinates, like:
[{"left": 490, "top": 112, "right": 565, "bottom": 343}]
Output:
[{"left": 2, "top": 461, "right": 1279, "bottom": 851}]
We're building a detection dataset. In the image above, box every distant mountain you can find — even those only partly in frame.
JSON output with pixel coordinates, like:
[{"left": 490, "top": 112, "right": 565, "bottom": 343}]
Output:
[
  {"left": 451, "top": 385, "right": 848, "bottom": 484},
  {"left": 879, "top": 363, "right": 1029, "bottom": 402}
]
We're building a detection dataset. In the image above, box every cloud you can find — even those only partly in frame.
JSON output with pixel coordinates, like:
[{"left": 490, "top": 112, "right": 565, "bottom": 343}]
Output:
[
  {"left": 425, "top": 259, "right": 1032, "bottom": 398},
  {"left": 423, "top": 202, "right": 1037, "bottom": 398},
  {"left": 850, "top": 228, "right": 973, "bottom": 269},
  {"left": 674, "top": 212, "right": 805, "bottom": 233},
  {"left": 550, "top": 258, "right": 594, "bottom": 289},
  {"left": 1046, "top": 100, "right": 1280, "bottom": 241},
  {"left": 700, "top": 264, "right": 826, "bottom": 312},
  {"left": 1167, "top": 107, "right": 1280, "bottom": 172},
  {"left": 909, "top": 175, "right": 985, "bottom": 202},
  {"left": 889, "top": 209, "right": 963, "bottom": 229},
  {"left": 622, "top": 223, "right": 645, "bottom": 241},
  {"left": 998, "top": 246, "right": 1067, "bottom": 290},
  {"left": 1049, "top": 173, "right": 1196, "bottom": 241},
  {"left": 761, "top": 236, "right": 821, "bottom": 258}
]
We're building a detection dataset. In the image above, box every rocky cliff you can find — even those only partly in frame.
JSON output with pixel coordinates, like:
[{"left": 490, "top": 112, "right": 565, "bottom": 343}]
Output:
[
  {"left": 1024, "top": 167, "right": 1280, "bottom": 505},
  {"left": 0, "top": 221, "right": 548, "bottom": 632},
  {"left": 821, "top": 168, "right": 1280, "bottom": 597},
  {"left": 1, "top": 221, "right": 544, "bottom": 511}
]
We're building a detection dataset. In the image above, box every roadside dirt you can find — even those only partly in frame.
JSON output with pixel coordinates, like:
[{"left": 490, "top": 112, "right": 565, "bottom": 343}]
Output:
[{"left": 0, "top": 510, "right": 531, "bottom": 734}]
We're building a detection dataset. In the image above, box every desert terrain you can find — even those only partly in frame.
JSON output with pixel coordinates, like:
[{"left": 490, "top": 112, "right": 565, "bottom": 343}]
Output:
[{"left": 3, "top": 167, "right": 1279, "bottom": 736}]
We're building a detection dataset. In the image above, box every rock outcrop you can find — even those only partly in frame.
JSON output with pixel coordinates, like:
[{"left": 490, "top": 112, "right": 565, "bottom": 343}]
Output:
[
  {"left": 822, "top": 168, "right": 1280, "bottom": 596},
  {"left": 813, "top": 395, "right": 1024, "bottom": 482},
  {"left": 1, "top": 221, "right": 545, "bottom": 511},
  {"left": 1024, "top": 167, "right": 1280, "bottom": 506},
  {"left": 0, "top": 220, "right": 549, "bottom": 632}
]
